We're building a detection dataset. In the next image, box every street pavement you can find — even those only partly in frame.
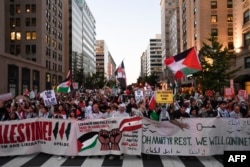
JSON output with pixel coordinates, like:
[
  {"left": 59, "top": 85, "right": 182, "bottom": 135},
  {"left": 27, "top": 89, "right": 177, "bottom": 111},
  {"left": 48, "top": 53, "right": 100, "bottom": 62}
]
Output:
[{"left": 0, "top": 153, "right": 224, "bottom": 167}]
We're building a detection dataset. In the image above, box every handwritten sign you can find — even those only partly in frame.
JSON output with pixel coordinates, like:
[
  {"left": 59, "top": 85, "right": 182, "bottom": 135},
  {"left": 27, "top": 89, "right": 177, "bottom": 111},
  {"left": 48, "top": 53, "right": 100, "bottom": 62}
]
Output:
[
  {"left": 135, "top": 90, "right": 144, "bottom": 102},
  {"left": 40, "top": 90, "right": 57, "bottom": 107},
  {"left": 155, "top": 90, "right": 173, "bottom": 103}
]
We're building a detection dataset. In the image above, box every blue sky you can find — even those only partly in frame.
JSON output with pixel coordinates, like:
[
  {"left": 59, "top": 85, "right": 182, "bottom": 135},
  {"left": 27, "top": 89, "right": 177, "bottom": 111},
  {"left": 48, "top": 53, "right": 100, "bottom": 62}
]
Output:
[{"left": 85, "top": 0, "right": 161, "bottom": 85}]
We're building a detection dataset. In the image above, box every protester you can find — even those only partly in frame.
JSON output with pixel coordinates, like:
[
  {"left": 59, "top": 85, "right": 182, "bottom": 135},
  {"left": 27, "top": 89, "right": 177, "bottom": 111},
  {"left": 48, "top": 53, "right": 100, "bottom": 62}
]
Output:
[
  {"left": 39, "top": 104, "right": 52, "bottom": 118},
  {"left": 126, "top": 97, "right": 137, "bottom": 116},
  {"left": 217, "top": 101, "right": 230, "bottom": 117},
  {"left": 87, "top": 103, "right": 104, "bottom": 119},
  {"left": 229, "top": 104, "right": 242, "bottom": 118}
]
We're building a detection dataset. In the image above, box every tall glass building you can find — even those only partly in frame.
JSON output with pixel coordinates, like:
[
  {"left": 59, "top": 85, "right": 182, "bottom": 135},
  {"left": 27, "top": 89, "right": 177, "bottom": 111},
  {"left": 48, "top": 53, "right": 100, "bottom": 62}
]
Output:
[{"left": 68, "top": 0, "right": 96, "bottom": 77}]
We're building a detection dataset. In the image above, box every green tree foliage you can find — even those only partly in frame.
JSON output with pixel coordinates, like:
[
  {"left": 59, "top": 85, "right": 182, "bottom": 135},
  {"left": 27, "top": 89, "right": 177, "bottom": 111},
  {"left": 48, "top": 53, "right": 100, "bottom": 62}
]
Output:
[
  {"left": 193, "top": 36, "right": 241, "bottom": 94},
  {"left": 84, "top": 72, "right": 106, "bottom": 89},
  {"left": 73, "top": 68, "right": 85, "bottom": 87},
  {"left": 137, "top": 72, "right": 160, "bottom": 87}
]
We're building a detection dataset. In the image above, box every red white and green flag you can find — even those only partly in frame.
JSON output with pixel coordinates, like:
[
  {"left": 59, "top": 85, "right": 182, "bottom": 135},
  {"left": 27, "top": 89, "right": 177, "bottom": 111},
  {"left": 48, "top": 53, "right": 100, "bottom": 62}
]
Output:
[
  {"left": 164, "top": 47, "right": 202, "bottom": 80},
  {"left": 56, "top": 70, "right": 72, "bottom": 93}
]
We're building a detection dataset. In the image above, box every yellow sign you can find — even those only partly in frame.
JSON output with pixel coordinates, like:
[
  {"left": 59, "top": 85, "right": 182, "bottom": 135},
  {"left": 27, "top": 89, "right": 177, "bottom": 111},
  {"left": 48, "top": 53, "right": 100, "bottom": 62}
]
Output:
[{"left": 155, "top": 90, "right": 173, "bottom": 104}]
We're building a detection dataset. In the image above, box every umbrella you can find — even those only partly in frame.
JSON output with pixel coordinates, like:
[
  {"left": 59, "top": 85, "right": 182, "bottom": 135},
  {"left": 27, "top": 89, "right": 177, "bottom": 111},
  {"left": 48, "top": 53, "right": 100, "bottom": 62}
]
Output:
[{"left": 15, "top": 95, "right": 30, "bottom": 103}]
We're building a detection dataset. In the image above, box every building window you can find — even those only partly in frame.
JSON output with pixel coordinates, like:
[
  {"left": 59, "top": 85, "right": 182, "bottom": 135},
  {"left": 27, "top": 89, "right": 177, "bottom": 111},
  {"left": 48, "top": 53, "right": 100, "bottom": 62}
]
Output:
[
  {"left": 31, "top": 18, "right": 36, "bottom": 26},
  {"left": 32, "top": 32, "right": 36, "bottom": 40},
  {"left": 244, "top": 9, "right": 250, "bottom": 24},
  {"left": 16, "top": 45, "right": 21, "bottom": 55},
  {"left": 227, "top": 0, "right": 233, "bottom": 8},
  {"left": 26, "top": 45, "right": 31, "bottom": 54},
  {"left": 227, "top": 14, "right": 233, "bottom": 22},
  {"left": 228, "top": 42, "right": 234, "bottom": 50},
  {"left": 32, "top": 45, "right": 36, "bottom": 54},
  {"left": 211, "top": 1, "right": 217, "bottom": 9},
  {"left": 211, "top": 15, "right": 217, "bottom": 23},
  {"left": 46, "top": 73, "right": 51, "bottom": 82},
  {"left": 245, "top": 57, "right": 250, "bottom": 68},
  {"left": 16, "top": 4, "right": 21, "bottom": 13},
  {"left": 244, "top": 32, "right": 250, "bottom": 47},
  {"left": 228, "top": 28, "right": 233, "bottom": 36},
  {"left": 26, "top": 31, "right": 36, "bottom": 40},
  {"left": 26, "top": 4, "right": 31, "bottom": 13},
  {"left": 10, "top": 45, "right": 15, "bottom": 55},
  {"left": 31, "top": 4, "right": 36, "bottom": 13},
  {"left": 10, "top": 5, "right": 15, "bottom": 15},
  {"left": 10, "top": 32, "right": 21, "bottom": 40},
  {"left": 211, "top": 28, "right": 218, "bottom": 36},
  {"left": 26, "top": 18, "right": 30, "bottom": 26},
  {"left": 26, "top": 32, "right": 31, "bottom": 40}
]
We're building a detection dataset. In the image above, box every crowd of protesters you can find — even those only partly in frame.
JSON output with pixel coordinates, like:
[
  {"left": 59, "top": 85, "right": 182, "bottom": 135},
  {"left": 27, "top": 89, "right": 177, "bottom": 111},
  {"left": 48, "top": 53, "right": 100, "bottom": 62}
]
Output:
[
  {"left": 0, "top": 88, "right": 250, "bottom": 122},
  {"left": 0, "top": 88, "right": 250, "bottom": 160}
]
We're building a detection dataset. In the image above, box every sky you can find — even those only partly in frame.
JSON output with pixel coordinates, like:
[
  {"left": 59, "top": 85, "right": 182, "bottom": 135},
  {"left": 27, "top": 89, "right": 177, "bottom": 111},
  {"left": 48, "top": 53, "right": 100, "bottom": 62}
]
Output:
[{"left": 85, "top": 0, "right": 161, "bottom": 85}]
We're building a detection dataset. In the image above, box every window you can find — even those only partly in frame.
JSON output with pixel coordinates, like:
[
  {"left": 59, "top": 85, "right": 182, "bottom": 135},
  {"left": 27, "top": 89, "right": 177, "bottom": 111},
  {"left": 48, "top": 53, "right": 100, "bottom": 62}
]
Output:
[
  {"left": 245, "top": 57, "right": 250, "bottom": 68},
  {"left": 211, "top": 1, "right": 217, "bottom": 9},
  {"left": 26, "top": 5, "right": 31, "bottom": 13},
  {"left": 16, "top": 4, "right": 21, "bottom": 13},
  {"left": 10, "top": 32, "right": 15, "bottom": 40},
  {"left": 228, "top": 42, "right": 234, "bottom": 50},
  {"left": 211, "top": 28, "right": 218, "bottom": 36},
  {"left": 228, "top": 28, "right": 233, "bottom": 36},
  {"left": 211, "top": 15, "right": 217, "bottom": 23},
  {"left": 10, "top": 32, "right": 21, "bottom": 40},
  {"left": 46, "top": 73, "right": 51, "bottom": 82},
  {"left": 31, "top": 4, "right": 36, "bottom": 13},
  {"left": 244, "top": 32, "right": 250, "bottom": 46},
  {"left": 10, "top": 5, "right": 15, "bottom": 15},
  {"left": 32, "top": 32, "right": 36, "bottom": 40},
  {"left": 26, "top": 31, "right": 36, "bottom": 40},
  {"left": 10, "top": 18, "right": 15, "bottom": 28},
  {"left": 26, "top": 32, "right": 31, "bottom": 40},
  {"left": 16, "top": 45, "right": 21, "bottom": 55},
  {"left": 10, "top": 45, "right": 15, "bottom": 55},
  {"left": 32, "top": 45, "right": 36, "bottom": 54},
  {"left": 26, "top": 45, "right": 31, "bottom": 54},
  {"left": 227, "top": 0, "right": 233, "bottom": 8},
  {"left": 31, "top": 18, "right": 36, "bottom": 26},
  {"left": 15, "top": 18, "right": 21, "bottom": 27},
  {"left": 26, "top": 18, "right": 30, "bottom": 26},
  {"left": 227, "top": 14, "right": 233, "bottom": 22},
  {"left": 244, "top": 9, "right": 250, "bottom": 24}
]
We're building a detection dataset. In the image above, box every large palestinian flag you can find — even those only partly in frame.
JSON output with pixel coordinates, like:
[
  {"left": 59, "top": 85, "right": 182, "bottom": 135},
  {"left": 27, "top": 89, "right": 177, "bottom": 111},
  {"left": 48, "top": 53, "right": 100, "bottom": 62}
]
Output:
[{"left": 164, "top": 47, "right": 202, "bottom": 79}]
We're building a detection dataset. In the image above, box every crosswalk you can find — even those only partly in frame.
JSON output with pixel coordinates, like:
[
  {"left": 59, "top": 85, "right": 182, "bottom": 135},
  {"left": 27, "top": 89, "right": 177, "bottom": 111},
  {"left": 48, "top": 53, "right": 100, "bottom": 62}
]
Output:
[{"left": 0, "top": 153, "right": 224, "bottom": 167}]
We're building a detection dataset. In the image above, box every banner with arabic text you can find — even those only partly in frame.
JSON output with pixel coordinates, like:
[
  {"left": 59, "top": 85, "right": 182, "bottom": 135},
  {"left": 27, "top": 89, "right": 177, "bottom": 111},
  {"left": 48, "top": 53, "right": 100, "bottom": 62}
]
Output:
[
  {"left": 142, "top": 117, "right": 250, "bottom": 156},
  {"left": 76, "top": 117, "right": 142, "bottom": 156}
]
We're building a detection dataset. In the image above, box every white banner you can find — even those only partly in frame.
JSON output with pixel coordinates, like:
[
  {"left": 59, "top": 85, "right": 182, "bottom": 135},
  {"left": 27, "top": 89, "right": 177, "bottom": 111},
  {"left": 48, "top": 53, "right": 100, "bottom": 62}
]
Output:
[
  {"left": 76, "top": 117, "right": 142, "bottom": 156},
  {"left": 1, "top": 117, "right": 249, "bottom": 156},
  {"left": 142, "top": 118, "right": 250, "bottom": 156}
]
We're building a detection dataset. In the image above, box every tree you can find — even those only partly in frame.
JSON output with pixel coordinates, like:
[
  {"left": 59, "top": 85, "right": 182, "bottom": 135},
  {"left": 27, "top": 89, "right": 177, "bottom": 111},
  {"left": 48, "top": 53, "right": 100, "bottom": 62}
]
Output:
[
  {"left": 73, "top": 68, "right": 85, "bottom": 87},
  {"left": 136, "top": 72, "right": 160, "bottom": 87},
  {"left": 193, "top": 36, "right": 241, "bottom": 94}
]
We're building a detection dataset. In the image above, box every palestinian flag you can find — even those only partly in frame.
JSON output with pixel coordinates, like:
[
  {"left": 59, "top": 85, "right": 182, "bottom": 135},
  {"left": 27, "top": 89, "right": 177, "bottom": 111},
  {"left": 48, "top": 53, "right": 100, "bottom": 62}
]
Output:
[
  {"left": 77, "top": 132, "right": 99, "bottom": 152},
  {"left": 115, "top": 61, "right": 127, "bottom": 90},
  {"left": 56, "top": 70, "right": 72, "bottom": 93},
  {"left": 164, "top": 47, "right": 202, "bottom": 80}
]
